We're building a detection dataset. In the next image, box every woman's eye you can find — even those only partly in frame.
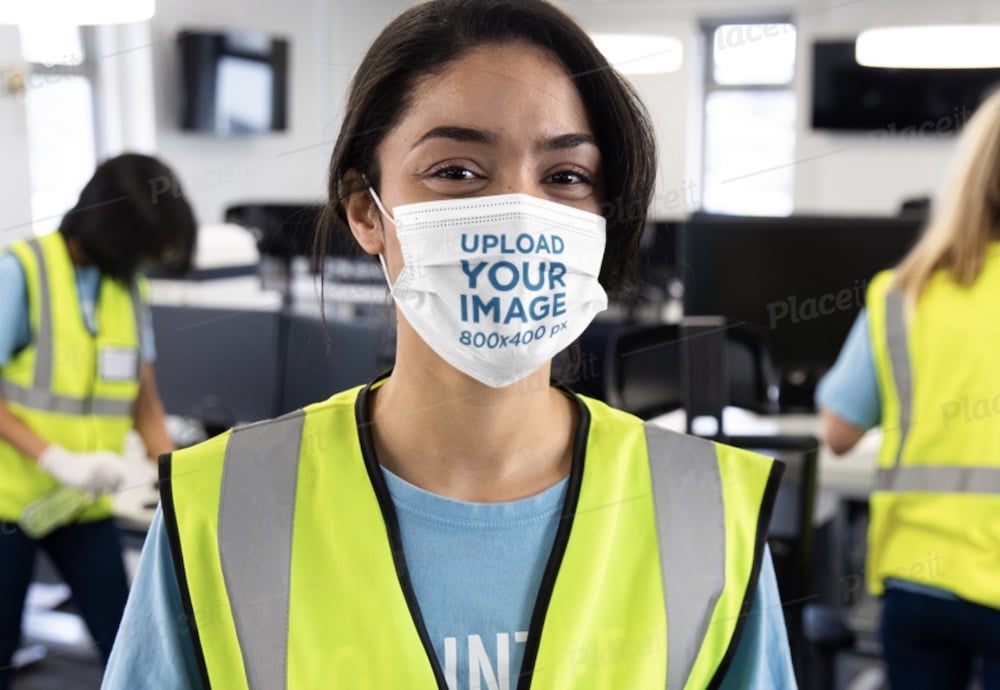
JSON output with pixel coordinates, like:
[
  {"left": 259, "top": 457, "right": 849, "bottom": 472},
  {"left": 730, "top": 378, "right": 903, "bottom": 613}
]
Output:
[
  {"left": 430, "top": 165, "right": 480, "bottom": 181},
  {"left": 547, "top": 169, "right": 594, "bottom": 186}
]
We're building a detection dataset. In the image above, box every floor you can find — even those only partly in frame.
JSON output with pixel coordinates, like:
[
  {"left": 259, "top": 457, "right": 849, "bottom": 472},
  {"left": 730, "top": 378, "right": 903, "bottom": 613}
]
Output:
[
  {"left": 9, "top": 550, "right": 109, "bottom": 690},
  {"left": 11, "top": 652, "right": 103, "bottom": 690}
]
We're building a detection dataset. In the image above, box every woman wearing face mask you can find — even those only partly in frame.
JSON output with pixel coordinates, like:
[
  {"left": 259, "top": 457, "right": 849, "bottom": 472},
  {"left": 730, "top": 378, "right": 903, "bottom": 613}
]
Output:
[
  {"left": 0, "top": 153, "right": 194, "bottom": 689},
  {"left": 817, "top": 91, "right": 1000, "bottom": 689},
  {"left": 103, "top": 2, "right": 795, "bottom": 688}
]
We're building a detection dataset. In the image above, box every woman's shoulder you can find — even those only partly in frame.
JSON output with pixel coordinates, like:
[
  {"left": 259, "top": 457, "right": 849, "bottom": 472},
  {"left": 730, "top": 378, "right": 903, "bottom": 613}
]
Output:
[
  {"left": 574, "top": 391, "right": 646, "bottom": 427},
  {"left": 168, "top": 385, "right": 368, "bottom": 466}
]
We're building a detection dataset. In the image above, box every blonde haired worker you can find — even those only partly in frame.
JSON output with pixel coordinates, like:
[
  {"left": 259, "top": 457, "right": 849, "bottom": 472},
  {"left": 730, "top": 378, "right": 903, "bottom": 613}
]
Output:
[{"left": 817, "top": 92, "right": 1000, "bottom": 689}]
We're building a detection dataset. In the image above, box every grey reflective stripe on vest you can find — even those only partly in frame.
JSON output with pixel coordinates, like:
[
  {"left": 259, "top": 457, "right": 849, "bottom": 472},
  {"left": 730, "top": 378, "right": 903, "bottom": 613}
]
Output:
[
  {"left": 0, "top": 240, "right": 139, "bottom": 418},
  {"left": 130, "top": 281, "right": 144, "bottom": 376},
  {"left": 880, "top": 289, "right": 1000, "bottom": 495},
  {"left": 25, "top": 240, "right": 54, "bottom": 390},
  {"left": 217, "top": 411, "right": 304, "bottom": 690},
  {"left": 884, "top": 288, "right": 912, "bottom": 474},
  {"left": 0, "top": 379, "right": 133, "bottom": 417},
  {"left": 876, "top": 465, "right": 1000, "bottom": 493},
  {"left": 644, "top": 423, "right": 726, "bottom": 689}
]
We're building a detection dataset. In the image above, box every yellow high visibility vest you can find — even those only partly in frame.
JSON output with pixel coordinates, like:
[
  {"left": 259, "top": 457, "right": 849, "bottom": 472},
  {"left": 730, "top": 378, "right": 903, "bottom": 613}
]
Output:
[
  {"left": 161, "top": 379, "right": 783, "bottom": 689},
  {"left": 0, "top": 232, "right": 144, "bottom": 522},
  {"left": 866, "top": 244, "right": 1000, "bottom": 607}
]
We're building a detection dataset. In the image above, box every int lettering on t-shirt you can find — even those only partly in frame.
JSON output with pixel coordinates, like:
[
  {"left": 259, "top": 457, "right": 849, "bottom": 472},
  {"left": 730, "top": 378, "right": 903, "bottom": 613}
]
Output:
[{"left": 443, "top": 630, "right": 529, "bottom": 690}]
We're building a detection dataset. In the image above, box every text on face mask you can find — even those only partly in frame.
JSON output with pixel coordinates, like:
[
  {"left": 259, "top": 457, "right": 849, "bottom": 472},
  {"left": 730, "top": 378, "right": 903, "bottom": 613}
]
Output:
[
  {"left": 460, "top": 233, "right": 565, "bottom": 255},
  {"left": 460, "top": 322, "right": 569, "bottom": 350},
  {"left": 458, "top": 231, "right": 568, "bottom": 328}
]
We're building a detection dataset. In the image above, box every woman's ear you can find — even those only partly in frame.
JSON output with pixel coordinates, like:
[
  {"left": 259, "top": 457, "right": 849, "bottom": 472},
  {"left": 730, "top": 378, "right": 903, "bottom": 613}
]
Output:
[{"left": 343, "top": 169, "right": 384, "bottom": 256}]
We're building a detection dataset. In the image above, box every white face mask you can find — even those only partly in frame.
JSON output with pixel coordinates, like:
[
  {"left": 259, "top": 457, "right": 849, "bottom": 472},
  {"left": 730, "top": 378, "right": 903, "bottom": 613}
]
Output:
[{"left": 368, "top": 190, "right": 608, "bottom": 388}]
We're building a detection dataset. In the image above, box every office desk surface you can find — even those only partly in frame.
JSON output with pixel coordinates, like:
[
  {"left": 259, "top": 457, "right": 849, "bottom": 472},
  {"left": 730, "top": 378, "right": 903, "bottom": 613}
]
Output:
[{"left": 649, "top": 407, "right": 879, "bottom": 501}]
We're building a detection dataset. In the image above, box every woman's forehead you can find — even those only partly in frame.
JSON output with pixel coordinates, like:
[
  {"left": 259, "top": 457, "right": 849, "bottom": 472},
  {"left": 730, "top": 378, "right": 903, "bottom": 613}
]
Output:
[{"left": 396, "top": 43, "right": 593, "bottom": 143}]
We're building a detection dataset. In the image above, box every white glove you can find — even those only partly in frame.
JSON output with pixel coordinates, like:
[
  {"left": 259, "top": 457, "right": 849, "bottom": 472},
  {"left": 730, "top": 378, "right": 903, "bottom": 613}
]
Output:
[{"left": 37, "top": 445, "right": 125, "bottom": 495}]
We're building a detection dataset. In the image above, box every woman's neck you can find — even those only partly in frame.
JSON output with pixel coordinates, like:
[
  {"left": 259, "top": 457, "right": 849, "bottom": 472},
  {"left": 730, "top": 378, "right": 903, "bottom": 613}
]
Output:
[{"left": 369, "top": 330, "right": 576, "bottom": 502}]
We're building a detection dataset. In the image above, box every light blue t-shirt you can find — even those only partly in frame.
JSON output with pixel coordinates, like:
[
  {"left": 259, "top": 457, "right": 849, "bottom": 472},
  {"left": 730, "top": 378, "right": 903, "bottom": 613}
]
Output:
[
  {"left": 103, "top": 470, "right": 796, "bottom": 689},
  {"left": 0, "top": 252, "right": 156, "bottom": 367},
  {"left": 814, "top": 310, "right": 880, "bottom": 430}
]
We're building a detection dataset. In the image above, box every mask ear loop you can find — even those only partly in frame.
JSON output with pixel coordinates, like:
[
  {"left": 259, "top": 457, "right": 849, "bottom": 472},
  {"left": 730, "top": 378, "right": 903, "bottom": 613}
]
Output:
[{"left": 361, "top": 174, "right": 395, "bottom": 287}]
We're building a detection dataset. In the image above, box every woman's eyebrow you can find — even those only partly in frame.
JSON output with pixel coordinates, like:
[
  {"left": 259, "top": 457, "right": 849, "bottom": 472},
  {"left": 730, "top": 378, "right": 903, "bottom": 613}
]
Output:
[
  {"left": 411, "top": 126, "right": 497, "bottom": 149},
  {"left": 538, "top": 133, "right": 597, "bottom": 151}
]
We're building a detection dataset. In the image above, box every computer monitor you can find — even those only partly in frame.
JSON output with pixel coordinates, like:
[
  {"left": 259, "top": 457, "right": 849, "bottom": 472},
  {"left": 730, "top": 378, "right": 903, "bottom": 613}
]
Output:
[
  {"left": 151, "top": 305, "right": 283, "bottom": 430},
  {"left": 279, "top": 313, "right": 385, "bottom": 414},
  {"left": 680, "top": 214, "right": 924, "bottom": 409}
]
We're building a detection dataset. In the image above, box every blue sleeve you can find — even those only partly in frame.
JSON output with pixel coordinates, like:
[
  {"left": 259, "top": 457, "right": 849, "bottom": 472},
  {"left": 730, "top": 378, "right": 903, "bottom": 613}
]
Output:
[
  {"left": 102, "top": 510, "right": 204, "bottom": 690},
  {"left": 0, "top": 253, "right": 32, "bottom": 367},
  {"left": 140, "top": 303, "right": 157, "bottom": 363},
  {"left": 719, "top": 547, "right": 798, "bottom": 689},
  {"left": 814, "top": 310, "right": 881, "bottom": 429}
]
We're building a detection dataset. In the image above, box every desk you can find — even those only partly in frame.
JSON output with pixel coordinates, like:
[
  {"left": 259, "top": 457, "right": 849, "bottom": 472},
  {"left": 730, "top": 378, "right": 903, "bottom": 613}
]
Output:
[
  {"left": 650, "top": 406, "right": 880, "bottom": 500},
  {"left": 651, "top": 407, "right": 881, "bottom": 611}
]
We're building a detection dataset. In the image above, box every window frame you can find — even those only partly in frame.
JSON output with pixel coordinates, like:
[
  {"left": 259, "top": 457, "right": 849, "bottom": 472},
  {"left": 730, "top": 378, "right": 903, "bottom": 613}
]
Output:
[
  {"left": 20, "top": 26, "right": 103, "bottom": 232},
  {"left": 699, "top": 16, "right": 798, "bottom": 216}
]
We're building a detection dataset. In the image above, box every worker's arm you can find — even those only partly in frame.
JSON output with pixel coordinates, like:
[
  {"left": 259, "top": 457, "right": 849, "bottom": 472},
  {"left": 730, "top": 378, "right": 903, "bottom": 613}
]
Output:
[
  {"left": 133, "top": 362, "right": 174, "bottom": 460},
  {"left": 815, "top": 310, "right": 880, "bottom": 456},
  {"left": 819, "top": 406, "right": 867, "bottom": 456},
  {"left": 0, "top": 255, "right": 45, "bottom": 460},
  {"left": 0, "top": 395, "right": 48, "bottom": 461}
]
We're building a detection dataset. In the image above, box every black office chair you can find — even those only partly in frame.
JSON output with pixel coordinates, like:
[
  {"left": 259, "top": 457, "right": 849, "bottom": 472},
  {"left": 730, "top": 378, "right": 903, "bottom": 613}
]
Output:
[
  {"left": 604, "top": 323, "right": 684, "bottom": 418},
  {"left": 721, "top": 433, "right": 820, "bottom": 687},
  {"left": 224, "top": 202, "right": 327, "bottom": 260},
  {"left": 726, "top": 325, "right": 779, "bottom": 414},
  {"left": 680, "top": 319, "right": 823, "bottom": 684},
  {"left": 603, "top": 320, "right": 777, "bottom": 421}
]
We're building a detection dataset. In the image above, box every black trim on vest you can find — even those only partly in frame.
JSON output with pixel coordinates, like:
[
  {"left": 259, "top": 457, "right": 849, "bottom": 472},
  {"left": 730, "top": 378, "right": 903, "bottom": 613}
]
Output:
[
  {"left": 516, "top": 390, "right": 589, "bottom": 690},
  {"left": 159, "top": 452, "right": 214, "bottom": 690},
  {"left": 355, "top": 373, "right": 591, "bottom": 690},
  {"left": 355, "top": 378, "right": 450, "bottom": 690},
  {"left": 706, "top": 459, "right": 786, "bottom": 690}
]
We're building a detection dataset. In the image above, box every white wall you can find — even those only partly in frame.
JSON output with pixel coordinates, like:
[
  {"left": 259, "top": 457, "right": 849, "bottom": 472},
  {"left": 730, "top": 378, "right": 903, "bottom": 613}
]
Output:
[{"left": 0, "top": 27, "right": 34, "bottom": 249}]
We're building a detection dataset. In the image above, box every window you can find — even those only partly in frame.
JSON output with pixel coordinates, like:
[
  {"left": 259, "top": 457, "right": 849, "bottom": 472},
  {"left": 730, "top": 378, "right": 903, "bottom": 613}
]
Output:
[
  {"left": 19, "top": 25, "right": 98, "bottom": 235},
  {"left": 701, "top": 21, "right": 797, "bottom": 216}
]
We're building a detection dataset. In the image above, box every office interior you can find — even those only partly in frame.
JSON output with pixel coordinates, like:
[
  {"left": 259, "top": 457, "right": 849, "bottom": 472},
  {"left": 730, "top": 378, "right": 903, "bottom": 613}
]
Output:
[{"left": 1, "top": 0, "right": 999, "bottom": 688}]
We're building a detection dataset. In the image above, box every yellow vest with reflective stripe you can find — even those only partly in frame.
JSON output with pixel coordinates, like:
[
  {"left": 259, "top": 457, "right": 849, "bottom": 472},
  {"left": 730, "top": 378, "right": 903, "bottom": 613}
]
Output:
[
  {"left": 866, "top": 245, "right": 1000, "bottom": 607},
  {"left": 0, "top": 232, "right": 143, "bottom": 522},
  {"left": 161, "top": 380, "right": 782, "bottom": 690}
]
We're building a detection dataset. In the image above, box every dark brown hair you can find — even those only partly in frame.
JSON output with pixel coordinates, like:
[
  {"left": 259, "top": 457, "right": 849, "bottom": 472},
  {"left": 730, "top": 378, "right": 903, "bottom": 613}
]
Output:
[
  {"left": 316, "top": 0, "right": 656, "bottom": 297},
  {"left": 60, "top": 153, "right": 196, "bottom": 281}
]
